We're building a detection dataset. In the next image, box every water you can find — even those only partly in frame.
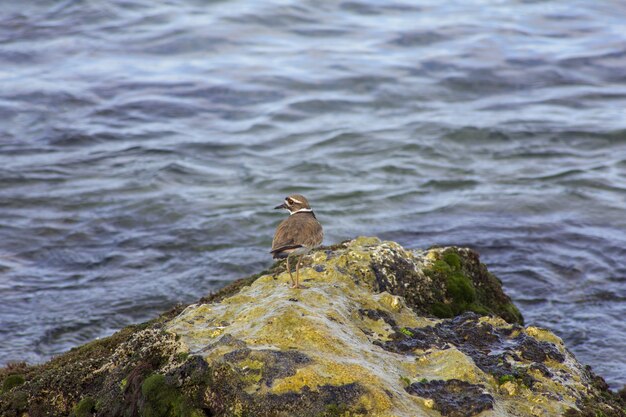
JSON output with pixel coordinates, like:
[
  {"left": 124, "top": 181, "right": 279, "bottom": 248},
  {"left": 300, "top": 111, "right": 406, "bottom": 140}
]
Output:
[{"left": 1, "top": 0, "right": 625, "bottom": 389}]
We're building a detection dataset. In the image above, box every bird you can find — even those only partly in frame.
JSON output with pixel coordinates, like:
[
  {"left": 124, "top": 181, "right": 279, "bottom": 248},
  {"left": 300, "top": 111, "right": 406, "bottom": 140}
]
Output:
[{"left": 271, "top": 194, "right": 323, "bottom": 289}]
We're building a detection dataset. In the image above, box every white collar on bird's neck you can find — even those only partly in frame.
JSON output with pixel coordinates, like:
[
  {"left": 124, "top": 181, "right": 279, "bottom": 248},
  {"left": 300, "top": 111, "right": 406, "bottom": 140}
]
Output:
[{"left": 289, "top": 208, "right": 313, "bottom": 215}]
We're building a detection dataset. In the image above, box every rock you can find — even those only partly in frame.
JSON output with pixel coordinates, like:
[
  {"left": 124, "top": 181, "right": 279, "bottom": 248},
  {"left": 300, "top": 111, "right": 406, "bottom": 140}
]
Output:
[
  {"left": 1, "top": 237, "right": 624, "bottom": 417},
  {"left": 405, "top": 379, "right": 494, "bottom": 417}
]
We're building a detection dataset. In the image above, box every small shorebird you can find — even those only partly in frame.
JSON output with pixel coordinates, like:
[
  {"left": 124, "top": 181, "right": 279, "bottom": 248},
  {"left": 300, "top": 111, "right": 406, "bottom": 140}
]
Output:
[{"left": 271, "top": 194, "right": 323, "bottom": 288}]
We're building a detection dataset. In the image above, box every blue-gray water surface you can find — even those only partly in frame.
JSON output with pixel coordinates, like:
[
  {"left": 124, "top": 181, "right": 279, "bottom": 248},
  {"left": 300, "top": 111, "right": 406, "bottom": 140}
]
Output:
[{"left": 1, "top": 0, "right": 625, "bottom": 389}]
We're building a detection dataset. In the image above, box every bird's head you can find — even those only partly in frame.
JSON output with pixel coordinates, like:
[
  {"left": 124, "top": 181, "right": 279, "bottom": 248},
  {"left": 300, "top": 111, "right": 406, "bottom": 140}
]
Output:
[{"left": 274, "top": 194, "right": 312, "bottom": 215}]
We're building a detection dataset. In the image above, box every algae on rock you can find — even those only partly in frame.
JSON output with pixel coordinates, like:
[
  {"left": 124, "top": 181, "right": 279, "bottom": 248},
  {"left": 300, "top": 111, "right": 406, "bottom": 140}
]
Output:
[{"left": 1, "top": 237, "right": 623, "bottom": 417}]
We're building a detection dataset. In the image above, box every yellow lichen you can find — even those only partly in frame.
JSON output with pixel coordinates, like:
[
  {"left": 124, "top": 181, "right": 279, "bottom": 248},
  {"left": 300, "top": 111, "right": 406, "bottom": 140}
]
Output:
[
  {"left": 352, "top": 236, "right": 382, "bottom": 246},
  {"left": 478, "top": 315, "right": 509, "bottom": 328},
  {"left": 425, "top": 251, "right": 439, "bottom": 261},
  {"left": 271, "top": 363, "right": 360, "bottom": 393},
  {"left": 271, "top": 361, "right": 394, "bottom": 414},
  {"left": 526, "top": 326, "right": 564, "bottom": 346},
  {"left": 415, "top": 347, "right": 487, "bottom": 385},
  {"left": 238, "top": 358, "right": 264, "bottom": 371},
  {"left": 500, "top": 380, "right": 517, "bottom": 396},
  {"left": 378, "top": 293, "right": 404, "bottom": 312}
]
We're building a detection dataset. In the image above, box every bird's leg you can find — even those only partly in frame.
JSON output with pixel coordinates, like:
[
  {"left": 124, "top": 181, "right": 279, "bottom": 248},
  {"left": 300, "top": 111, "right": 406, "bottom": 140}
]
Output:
[
  {"left": 294, "top": 254, "right": 304, "bottom": 289},
  {"left": 286, "top": 255, "right": 295, "bottom": 287}
]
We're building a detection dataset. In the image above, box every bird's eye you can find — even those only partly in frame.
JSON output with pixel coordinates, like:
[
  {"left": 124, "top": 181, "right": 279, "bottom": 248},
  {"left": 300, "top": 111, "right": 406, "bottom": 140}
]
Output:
[{"left": 286, "top": 198, "right": 294, "bottom": 205}]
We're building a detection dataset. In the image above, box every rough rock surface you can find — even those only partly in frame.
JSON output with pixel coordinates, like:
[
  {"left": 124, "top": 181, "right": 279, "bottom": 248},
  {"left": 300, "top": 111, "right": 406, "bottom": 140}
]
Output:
[{"left": 1, "top": 237, "right": 624, "bottom": 417}]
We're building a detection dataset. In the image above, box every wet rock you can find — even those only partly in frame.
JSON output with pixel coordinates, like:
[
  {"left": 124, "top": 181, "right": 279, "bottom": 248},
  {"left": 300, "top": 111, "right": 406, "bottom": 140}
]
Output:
[
  {"left": 406, "top": 379, "right": 494, "bottom": 417},
  {"left": 358, "top": 308, "right": 398, "bottom": 327},
  {"left": 221, "top": 348, "right": 311, "bottom": 387},
  {"left": 1, "top": 237, "right": 623, "bottom": 417},
  {"left": 378, "top": 312, "right": 566, "bottom": 387}
]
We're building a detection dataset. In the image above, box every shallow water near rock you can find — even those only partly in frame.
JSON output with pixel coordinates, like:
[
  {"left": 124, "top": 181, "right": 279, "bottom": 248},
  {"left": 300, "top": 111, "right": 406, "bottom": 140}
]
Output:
[{"left": 0, "top": 0, "right": 625, "bottom": 389}]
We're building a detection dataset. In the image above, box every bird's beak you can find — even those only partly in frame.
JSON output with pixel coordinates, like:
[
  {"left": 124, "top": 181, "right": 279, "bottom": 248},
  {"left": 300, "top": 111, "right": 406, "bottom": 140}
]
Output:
[{"left": 274, "top": 203, "right": 287, "bottom": 210}]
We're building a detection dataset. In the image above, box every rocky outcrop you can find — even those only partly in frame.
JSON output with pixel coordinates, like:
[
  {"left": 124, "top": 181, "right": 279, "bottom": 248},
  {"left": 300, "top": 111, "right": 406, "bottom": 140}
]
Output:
[{"left": 1, "top": 237, "right": 624, "bottom": 417}]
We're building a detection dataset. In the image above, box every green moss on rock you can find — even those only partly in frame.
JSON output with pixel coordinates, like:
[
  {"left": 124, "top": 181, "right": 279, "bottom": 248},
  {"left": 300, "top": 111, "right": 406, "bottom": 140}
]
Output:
[
  {"left": 140, "top": 373, "right": 205, "bottom": 417},
  {"left": 71, "top": 396, "right": 96, "bottom": 417},
  {"left": 399, "top": 328, "right": 414, "bottom": 337},
  {"left": 319, "top": 403, "right": 352, "bottom": 417},
  {"left": 1, "top": 374, "right": 25, "bottom": 393},
  {"left": 442, "top": 251, "right": 462, "bottom": 270},
  {"left": 423, "top": 247, "right": 524, "bottom": 324}
]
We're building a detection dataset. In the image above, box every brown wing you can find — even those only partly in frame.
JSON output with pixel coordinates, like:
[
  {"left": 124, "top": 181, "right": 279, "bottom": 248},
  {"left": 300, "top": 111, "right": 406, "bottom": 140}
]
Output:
[{"left": 271, "top": 213, "right": 323, "bottom": 255}]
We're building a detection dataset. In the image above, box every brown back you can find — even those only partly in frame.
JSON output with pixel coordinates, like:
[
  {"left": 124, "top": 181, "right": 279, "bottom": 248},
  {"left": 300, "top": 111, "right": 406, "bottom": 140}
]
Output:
[{"left": 271, "top": 212, "right": 323, "bottom": 256}]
